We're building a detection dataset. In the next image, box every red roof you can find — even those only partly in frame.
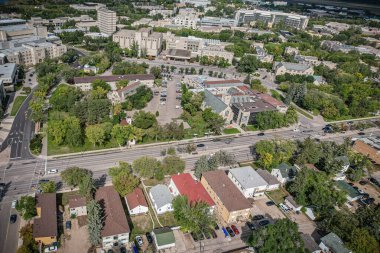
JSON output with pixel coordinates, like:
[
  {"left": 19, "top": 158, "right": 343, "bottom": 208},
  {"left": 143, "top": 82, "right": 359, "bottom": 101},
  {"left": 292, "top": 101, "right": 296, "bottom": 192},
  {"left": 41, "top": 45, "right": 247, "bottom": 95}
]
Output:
[
  {"left": 204, "top": 79, "right": 242, "bottom": 85},
  {"left": 171, "top": 173, "right": 215, "bottom": 206},
  {"left": 259, "top": 93, "right": 286, "bottom": 107},
  {"left": 125, "top": 188, "right": 148, "bottom": 210}
]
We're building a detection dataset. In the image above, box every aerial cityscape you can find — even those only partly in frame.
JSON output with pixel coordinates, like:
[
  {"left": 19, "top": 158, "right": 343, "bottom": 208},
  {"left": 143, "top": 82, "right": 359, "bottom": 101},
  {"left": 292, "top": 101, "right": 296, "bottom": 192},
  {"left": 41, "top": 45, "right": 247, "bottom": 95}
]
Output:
[{"left": 0, "top": 0, "right": 379, "bottom": 253}]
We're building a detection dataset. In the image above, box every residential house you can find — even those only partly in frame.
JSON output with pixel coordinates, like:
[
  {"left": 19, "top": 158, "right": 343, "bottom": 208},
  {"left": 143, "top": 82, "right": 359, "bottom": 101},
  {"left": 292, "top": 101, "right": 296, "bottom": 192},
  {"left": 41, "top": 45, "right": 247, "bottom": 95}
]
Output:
[
  {"left": 319, "top": 233, "right": 352, "bottom": 253},
  {"left": 228, "top": 166, "right": 268, "bottom": 198},
  {"left": 284, "top": 195, "right": 302, "bottom": 212},
  {"left": 33, "top": 193, "right": 58, "bottom": 249},
  {"left": 256, "top": 169, "right": 280, "bottom": 191},
  {"left": 68, "top": 195, "right": 87, "bottom": 217},
  {"left": 335, "top": 180, "right": 361, "bottom": 202},
  {"left": 152, "top": 227, "right": 176, "bottom": 250},
  {"left": 169, "top": 173, "right": 215, "bottom": 208},
  {"left": 284, "top": 46, "right": 299, "bottom": 55},
  {"left": 201, "top": 170, "right": 252, "bottom": 224},
  {"left": 95, "top": 186, "right": 130, "bottom": 249},
  {"left": 353, "top": 137, "right": 380, "bottom": 164},
  {"left": 271, "top": 163, "right": 298, "bottom": 184},
  {"left": 333, "top": 156, "right": 350, "bottom": 181},
  {"left": 125, "top": 188, "right": 149, "bottom": 215},
  {"left": 149, "top": 184, "right": 174, "bottom": 214},
  {"left": 273, "top": 61, "right": 314, "bottom": 76},
  {"left": 294, "top": 55, "right": 321, "bottom": 66},
  {"left": 73, "top": 74, "right": 155, "bottom": 91}
]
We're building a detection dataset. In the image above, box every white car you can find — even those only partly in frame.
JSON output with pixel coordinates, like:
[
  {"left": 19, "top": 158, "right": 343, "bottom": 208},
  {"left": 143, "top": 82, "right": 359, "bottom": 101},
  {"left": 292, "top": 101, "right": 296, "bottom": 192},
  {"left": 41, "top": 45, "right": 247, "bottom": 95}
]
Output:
[
  {"left": 175, "top": 105, "right": 181, "bottom": 109},
  {"left": 11, "top": 200, "right": 17, "bottom": 209},
  {"left": 135, "top": 235, "right": 143, "bottom": 246},
  {"left": 160, "top": 101, "right": 166, "bottom": 105},
  {"left": 47, "top": 169, "right": 58, "bottom": 174}
]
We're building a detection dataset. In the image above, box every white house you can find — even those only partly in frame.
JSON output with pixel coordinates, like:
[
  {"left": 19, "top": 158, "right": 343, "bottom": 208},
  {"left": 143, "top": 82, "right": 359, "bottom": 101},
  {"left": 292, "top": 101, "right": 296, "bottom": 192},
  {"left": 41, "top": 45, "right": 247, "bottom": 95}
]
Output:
[
  {"left": 284, "top": 195, "right": 302, "bottom": 212},
  {"left": 68, "top": 195, "right": 87, "bottom": 217},
  {"left": 149, "top": 185, "right": 173, "bottom": 214},
  {"left": 228, "top": 166, "right": 268, "bottom": 198},
  {"left": 271, "top": 163, "right": 298, "bottom": 184},
  {"left": 125, "top": 188, "right": 149, "bottom": 215},
  {"left": 95, "top": 186, "right": 130, "bottom": 249},
  {"left": 256, "top": 169, "right": 280, "bottom": 191}
]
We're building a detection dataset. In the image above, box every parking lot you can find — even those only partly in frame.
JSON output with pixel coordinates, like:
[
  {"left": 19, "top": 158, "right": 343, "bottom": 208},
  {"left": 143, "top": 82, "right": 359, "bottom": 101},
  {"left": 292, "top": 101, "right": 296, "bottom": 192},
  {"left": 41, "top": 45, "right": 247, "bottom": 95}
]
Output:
[
  {"left": 143, "top": 75, "right": 183, "bottom": 125},
  {"left": 251, "top": 195, "right": 286, "bottom": 220}
]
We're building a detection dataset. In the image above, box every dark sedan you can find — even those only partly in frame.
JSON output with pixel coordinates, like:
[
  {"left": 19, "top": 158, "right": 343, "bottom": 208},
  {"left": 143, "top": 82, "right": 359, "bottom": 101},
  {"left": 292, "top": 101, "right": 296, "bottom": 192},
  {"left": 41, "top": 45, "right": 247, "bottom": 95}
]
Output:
[{"left": 226, "top": 227, "right": 235, "bottom": 237}]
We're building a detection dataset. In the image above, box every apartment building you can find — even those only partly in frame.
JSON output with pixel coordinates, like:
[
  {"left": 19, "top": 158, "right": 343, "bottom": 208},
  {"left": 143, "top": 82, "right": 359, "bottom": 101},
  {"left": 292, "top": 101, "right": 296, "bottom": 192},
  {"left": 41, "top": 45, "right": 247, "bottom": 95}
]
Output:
[
  {"left": 235, "top": 9, "right": 309, "bottom": 29},
  {"left": 273, "top": 61, "right": 314, "bottom": 76},
  {"left": 95, "top": 186, "right": 130, "bottom": 249},
  {"left": 0, "top": 63, "right": 17, "bottom": 92},
  {"left": 198, "top": 17, "right": 237, "bottom": 27},
  {"left": 113, "top": 28, "right": 163, "bottom": 58},
  {"left": 97, "top": 8, "right": 116, "bottom": 35},
  {"left": 1, "top": 40, "right": 67, "bottom": 66},
  {"left": 173, "top": 14, "right": 198, "bottom": 29},
  {"left": 228, "top": 167, "right": 268, "bottom": 198},
  {"left": 201, "top": 170, "right": 252, "bottom": 225}
]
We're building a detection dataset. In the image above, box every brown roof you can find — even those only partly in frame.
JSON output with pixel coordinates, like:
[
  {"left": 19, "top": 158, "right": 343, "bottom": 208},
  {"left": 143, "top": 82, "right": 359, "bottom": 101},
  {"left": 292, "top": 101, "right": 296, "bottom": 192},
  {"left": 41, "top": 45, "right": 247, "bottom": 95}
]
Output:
[
  {"left": 117, "top": 81, "right": 142, "bottom": 96},
  {"left": 202, "top": 170, "right": 251, "bottom": 212},
  {"left": 256, "top": 169, "right": 280, "bottom": 185},
  {"left": 95, "top": 186, "right": 130, "bottom": 237},
  {"left": 353, "top": 139, "right": 380, "bottom": 164},
  {"left": 73, "top": 74, "right": 154, "bottom": 84},
  {"left": 33, "top": 193, "right": 57, "bottom": 238},
  {"left": 204, "top": 80, "right": 242, "bottom": 85},
  {"left": 259, "top": 93, "right": 286, "bottom": 107},
  {"left": 125, "top": 188, "right": 148, "bottom": 210},
  {"left": 68, "top": 195, "right": 87, "bottom": 209}
]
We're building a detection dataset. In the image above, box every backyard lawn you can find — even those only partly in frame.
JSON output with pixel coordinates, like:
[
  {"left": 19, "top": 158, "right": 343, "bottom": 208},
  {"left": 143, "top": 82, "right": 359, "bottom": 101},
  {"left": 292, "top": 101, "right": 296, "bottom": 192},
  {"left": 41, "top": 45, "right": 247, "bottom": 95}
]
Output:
[
  {"left": 10, "top": 95, "right": 27, "bottom": 116},
  {"left": 267, "top": 188, "right": 288, "bottom": 204}
]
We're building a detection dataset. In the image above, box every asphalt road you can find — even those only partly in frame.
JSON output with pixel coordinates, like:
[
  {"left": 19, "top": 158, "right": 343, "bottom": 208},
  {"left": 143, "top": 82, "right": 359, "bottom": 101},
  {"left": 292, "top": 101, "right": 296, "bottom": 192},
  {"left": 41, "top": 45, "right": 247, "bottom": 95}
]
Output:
[{"left": 0, "top": 201, "right": 20, "bottom": 253}]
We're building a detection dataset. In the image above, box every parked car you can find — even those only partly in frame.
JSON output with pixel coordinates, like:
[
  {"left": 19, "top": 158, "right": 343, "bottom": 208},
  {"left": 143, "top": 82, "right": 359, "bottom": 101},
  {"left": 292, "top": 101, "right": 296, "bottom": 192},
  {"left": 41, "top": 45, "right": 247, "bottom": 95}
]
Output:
[
  {"left": 66, "top": 220, "right": 71, "bottom": 230},
  {"left": 369, "top": 177, "right": 380, "bottom": 187},
  {"left": 197, "top": 143, "right": 205, "bottom": 148},
  {"left": 359, "top": 180, "right": 368, "bottom": 185},
  {"left": 358, "top": 132, "right": 365, "bottom": 136},
  {"left": 257, "top": 132, "right": 265, "bottom": 136},
  {"left": 358, "top": 189, "right": 365, "bottom": 194},
  {"left": 10, "top": 214, "right": 17, "bottom": 224},
  {"left": 47, "top": 169, "right": 58, "bottom": 174},
  {"left": 252, "top": 215, "right": 264, "bottom": 221},
  {"left": 231, "top": 225, "right": 239, "bottom": 235},
  {"left": 226, "top": 227, "right": 235, "bottom": 237},
  {"left": 246, "top": 221, "right": 256, "bottom": 230},
  {"left": 279, "top": 203, "right": 290, "bottom": 212},
  {"left": 135, "top": 235, "right": 143, "bottom": 247},
  {"left": 214, "top": 224, "right": 220, "bottom": 230},
  {"left": 258, "top": 220, "right": 270, "bottom": 227},
  {"left": 146, "top": 232, "right": 153, "bottom": 244},
  {"left": 38, "top": 179, "right": 49, "bottom": 183},
  {"left": 11, "top": 200, "right": 17, "bottom": 209},
  {"left": 266, "top": 201, "right": 275, "bottom": 206}
]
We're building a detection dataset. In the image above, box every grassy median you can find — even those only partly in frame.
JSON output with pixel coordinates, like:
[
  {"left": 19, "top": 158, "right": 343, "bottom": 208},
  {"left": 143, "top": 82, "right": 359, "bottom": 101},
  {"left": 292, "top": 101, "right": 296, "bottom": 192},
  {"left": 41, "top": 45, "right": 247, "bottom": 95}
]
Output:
[{"left": 10, "top": 95, "right": 27, "bottom": 116}]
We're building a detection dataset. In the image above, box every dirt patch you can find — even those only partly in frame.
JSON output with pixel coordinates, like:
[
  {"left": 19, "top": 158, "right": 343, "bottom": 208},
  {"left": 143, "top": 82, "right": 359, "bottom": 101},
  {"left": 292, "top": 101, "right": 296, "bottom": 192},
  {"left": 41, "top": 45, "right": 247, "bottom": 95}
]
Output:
[
  {"left": 131, "top": 214, "right": 153, "bottom": 236},
  {"left": 78, "top": 216, "right": 88, "bottom": 227},
  {"left": 61, "top": 220, "right": 91, "bottom": 253}
]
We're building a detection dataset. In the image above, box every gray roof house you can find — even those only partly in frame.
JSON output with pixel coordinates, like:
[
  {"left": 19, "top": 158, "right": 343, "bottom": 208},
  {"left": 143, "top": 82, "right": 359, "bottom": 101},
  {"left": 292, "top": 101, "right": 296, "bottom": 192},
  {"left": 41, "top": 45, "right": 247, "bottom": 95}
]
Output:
[
  {"left": 149, "top": 184, "right": 174, "bottom": 214},
  {"left": 271, "top": 163, "right": 298, "bottom": 184},
  {"left": 319, "top": 233, "right": 352, "bottom": 253},
  {"left": 228, "top": 166, "right": 268, "bottom": 198},
  {"left": 256, "top": 169, "right": 280, "bottom": 190}
]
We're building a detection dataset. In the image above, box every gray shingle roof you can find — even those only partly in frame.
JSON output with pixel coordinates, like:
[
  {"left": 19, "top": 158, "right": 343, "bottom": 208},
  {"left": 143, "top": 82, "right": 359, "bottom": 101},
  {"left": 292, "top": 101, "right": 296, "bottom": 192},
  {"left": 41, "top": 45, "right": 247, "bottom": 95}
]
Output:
[
  {"left": 204, "top": 89, "right": 228, "bottom": 114},
  {"left": 274, "top": 61, "right": 311, "bottom": 71},
  {"left": 256, "top": 169, "right": 280, "bottom": 185},
  {"left": 150, "top": 184, "right": 173, "bottom": 209},
  {"left": 321, "top": 233, "right": 351, "bottom": 253},
  {"left": 229, "top": 166, "right": 268, "bottom": 190}
]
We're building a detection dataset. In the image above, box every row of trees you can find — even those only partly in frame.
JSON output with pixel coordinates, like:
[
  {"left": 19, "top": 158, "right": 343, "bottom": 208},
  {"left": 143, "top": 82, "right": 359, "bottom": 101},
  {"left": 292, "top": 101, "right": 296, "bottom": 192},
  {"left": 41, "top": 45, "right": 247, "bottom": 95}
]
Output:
[
  {"left": 194, "top": 150, "right": 236, "bottom": 179},
  {"left": 254, "top": 107, "right": 298, "bottom": 130}
]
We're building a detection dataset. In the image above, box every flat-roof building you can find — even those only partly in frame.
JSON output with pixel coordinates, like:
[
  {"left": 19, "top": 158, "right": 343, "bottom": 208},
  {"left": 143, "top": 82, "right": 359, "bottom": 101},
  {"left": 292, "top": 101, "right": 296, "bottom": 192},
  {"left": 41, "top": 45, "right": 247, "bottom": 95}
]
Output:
[
  {"left": 0, "top": 63, "right": 17, "bottom": 92},
  {"left": 97, "top": 8, "right": 116, "bottom": 35}
]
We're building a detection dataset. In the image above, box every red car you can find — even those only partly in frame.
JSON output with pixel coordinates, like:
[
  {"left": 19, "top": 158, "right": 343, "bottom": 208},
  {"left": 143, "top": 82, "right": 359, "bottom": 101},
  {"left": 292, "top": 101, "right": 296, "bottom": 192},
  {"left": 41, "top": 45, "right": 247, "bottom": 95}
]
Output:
[{"left": 231, "top": 225, "right": 239, "bottom": 235}]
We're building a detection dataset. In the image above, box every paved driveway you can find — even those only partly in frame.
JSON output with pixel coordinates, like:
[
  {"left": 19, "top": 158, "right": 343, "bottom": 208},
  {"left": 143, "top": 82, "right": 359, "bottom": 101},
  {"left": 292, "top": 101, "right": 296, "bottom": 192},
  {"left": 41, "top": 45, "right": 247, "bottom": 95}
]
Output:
[{"left": 252, "top": 195, "right": 286, "bottom": 220}]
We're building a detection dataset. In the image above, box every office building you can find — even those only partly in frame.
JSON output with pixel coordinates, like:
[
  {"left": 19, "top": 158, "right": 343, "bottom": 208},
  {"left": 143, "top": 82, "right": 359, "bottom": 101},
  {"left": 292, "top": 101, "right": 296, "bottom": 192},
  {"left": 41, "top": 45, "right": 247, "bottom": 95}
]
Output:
[
  {"left": 173, "top": 14, "right": 198, "bottom": 29},
  {"left": 0, "top": 63, "right": 17, "bottom": 92},
  {"left": 0, "top": 18, "right": 47, "bottom": 42},
  {"left": 199, "top": 17, "right": 237, "bottom": 27},
  {"left": 113, "top": 28, "right": 163, "bottom": 58},
  {"left": 97, "top": 8, "right": 116, "bottom": 35},
  {"left": 235, "top": 9, "right": 309, "bottom": 29},
  {"left": 179, "top": 0, "right": 210, "bottom": 7},
  {"left": 273, "top": 61, "right": 314, "bottom": 76}
]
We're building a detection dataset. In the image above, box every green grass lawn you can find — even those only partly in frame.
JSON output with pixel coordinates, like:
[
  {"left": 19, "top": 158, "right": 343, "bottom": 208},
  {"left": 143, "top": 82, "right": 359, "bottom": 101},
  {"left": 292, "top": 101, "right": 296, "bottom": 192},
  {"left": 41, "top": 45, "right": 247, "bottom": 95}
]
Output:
[
  {"left": 267, "top": 188, "right": 288, "bottom": 204},
  {"left": 158, "top": 212, "right": 178, "bottom": 227},
  {"left": 47, "top": 136, "right": 120, "bottom": 156},
  {"left": 10, "top": 96, "right": 27, "bottom": 116},
  {"left": 223, "top": 128, "right": 240, "bottom": 134},
  {"left": 245, "top": 125, "right": 258, "bottom": 131}
]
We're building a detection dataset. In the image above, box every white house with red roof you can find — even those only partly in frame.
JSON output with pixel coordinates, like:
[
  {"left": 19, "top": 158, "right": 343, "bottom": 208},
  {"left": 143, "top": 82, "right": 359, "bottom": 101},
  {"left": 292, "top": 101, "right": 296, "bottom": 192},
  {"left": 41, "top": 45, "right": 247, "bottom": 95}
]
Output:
[
  {"left": 125, "top": 188, "right": 149, "bottom": 215},
  {"left": 168, "top": 173, "right": 215, "bottom": 209}
]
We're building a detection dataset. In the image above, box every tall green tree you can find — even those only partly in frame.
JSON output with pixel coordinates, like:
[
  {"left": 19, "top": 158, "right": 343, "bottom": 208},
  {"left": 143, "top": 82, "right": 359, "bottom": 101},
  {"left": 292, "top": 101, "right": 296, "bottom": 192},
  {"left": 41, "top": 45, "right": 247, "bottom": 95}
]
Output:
[
  {"left": 87, "top": 200, "right": 103, "bottom": 246},
  {"left": 162, "top": 156, "right": 185, "bottom": 175},
  {"left": 79, "top": 174, "right": 95, "bottom": 198},
  {"left": 39, "top": 181, "right": 56, "bottom": 193},
  {"left": 16, "top": 196, "right": 36, "bottom": 220},
  {"left": 86, "top": 124, "right": 106, "bottom": 147},
  {"left": 109, "top": 162, "right": 139, "bottom": 196},
  {"left": 248, "top": 219, "right": 304, "bottom": 253},
  {"left": 132, "top": 156, "right": 163, "bottom": 180},
  {"left": 61, "top": 167, "right": 92, "bottom": 187}
]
